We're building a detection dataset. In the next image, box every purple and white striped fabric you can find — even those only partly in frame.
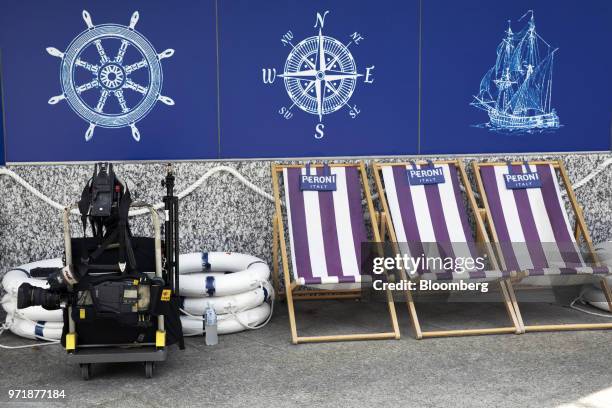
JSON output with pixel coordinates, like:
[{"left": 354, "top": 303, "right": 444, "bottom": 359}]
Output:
[
  {"left": 479, "top": 163, "right": 610, "bottom": 276},
  {"left": 283, "top": 165, "right": 367, "bottom": 285},
  {"left": 381, "top": 163, "right": 506, "bottom": 281}
]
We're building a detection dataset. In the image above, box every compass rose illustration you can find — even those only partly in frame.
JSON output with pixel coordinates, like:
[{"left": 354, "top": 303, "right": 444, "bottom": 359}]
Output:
[
  {"left": 262, "top": 10, "right": 375, "bottom": 139},
  {"left": 46, "top": 10, "right": 175, "bottom": 142}
]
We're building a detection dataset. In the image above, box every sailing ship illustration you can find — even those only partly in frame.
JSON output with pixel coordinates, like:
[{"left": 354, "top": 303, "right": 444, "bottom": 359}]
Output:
[{"left": 472, "top": 11, "right": 560, "bottom": 132}]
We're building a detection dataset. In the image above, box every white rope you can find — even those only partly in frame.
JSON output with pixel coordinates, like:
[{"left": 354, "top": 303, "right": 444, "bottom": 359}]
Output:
[
  {"left": 569, "top": 296, "right": 612, "bottom": 318},
  {"left": 227, "top": 281, "right": 275, "bottom": 330},
  {"left": 1, "top": 159, "right": 611, "bottom": 215},
  {"left": 174, "top": 166, "right": 274, "bottom": 204},
  {"left": 0, "top": 320, "right": 60, "bottom": 349},
  {"left": 0, "top": 166, "right": 276, "bottom": 217},
  {"left": 0, "top": 168, "right": 70, "bottom": 212},
  {"left": 226, "top": 300, "right": 274, "bottom": 331},
  {"left": 564, "top": 157, "right": 612, "bottom": 194}
]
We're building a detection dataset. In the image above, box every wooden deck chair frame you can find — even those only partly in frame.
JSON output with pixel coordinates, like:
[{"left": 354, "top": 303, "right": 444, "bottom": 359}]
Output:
[
  {"left": 372, "top": 159, "right": 523, "bottom": 339},
  {"left": 473, "top": 160, "right": 612, "bottom": 333},
  {"left": 271, "top": 161, "right": 401, "bottom": 344}
]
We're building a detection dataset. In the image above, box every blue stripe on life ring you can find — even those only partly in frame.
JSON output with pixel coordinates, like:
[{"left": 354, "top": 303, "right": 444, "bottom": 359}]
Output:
[
  {"left": 201, "top": 252, "right": 211, "bottom": 271},
  {"left": 262, "top": 286, "right": 269, "bottom": 302},
  {"left": 205, "top": 276, "right": 215, "bottom": 296},
  {"left": 35, "top": 321, "right": 45, "bottom": 338}
]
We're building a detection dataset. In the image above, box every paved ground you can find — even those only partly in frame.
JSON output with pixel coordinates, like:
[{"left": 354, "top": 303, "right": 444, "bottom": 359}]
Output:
[{"left": 1, "top": 298, "right": 612, "bottom": 408}]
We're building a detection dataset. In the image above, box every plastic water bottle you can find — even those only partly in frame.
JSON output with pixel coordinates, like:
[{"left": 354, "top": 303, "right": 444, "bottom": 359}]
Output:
[{"left": 204, "top": 304, "right": 218, "bottom": 346}]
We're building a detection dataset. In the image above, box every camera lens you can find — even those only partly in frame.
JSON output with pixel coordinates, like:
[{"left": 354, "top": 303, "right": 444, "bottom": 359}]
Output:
[
  {"left": 17, "top": 283, "right": 36, "bottom": 309},
  {"left": 17, "top": 283, "right": 62, "bottom": 310}
]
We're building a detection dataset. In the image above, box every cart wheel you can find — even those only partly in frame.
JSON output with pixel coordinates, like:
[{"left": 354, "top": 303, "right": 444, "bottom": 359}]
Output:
[
  {"left": 145, "top": 361, "right": 154, "bottom": 378},
  {"left": 80, "top": 364, "right": 92, "bottom": 381}
]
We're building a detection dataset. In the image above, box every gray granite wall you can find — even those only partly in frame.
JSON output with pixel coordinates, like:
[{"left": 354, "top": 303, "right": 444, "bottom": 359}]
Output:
[{"left": 0, "top": 153, "right": 611, "bottom": 273}]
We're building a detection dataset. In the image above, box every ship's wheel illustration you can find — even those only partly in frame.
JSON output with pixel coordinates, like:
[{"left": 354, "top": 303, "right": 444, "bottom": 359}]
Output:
[
  {"left": 47, "top": 10, "right": 175, "bottom": 141},
  {"left": 262, "top": 10, "right": 375, "bottom": 139}
]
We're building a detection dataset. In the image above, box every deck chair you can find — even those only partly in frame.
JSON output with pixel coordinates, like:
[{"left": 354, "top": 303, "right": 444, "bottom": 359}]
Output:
[
  {"left": 271, "top": 161, "right": 400, "bottom": 344},
  {"left": 372, "top": 160, "right": 522, "bottom": 339},
  {"left": 473, "top": 160, "right": 612, "bottom": 332}
]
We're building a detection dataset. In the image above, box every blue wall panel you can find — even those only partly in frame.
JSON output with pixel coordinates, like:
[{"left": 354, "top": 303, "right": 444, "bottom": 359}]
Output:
[
  {"left": 218, "top": 0, "right": 419, "bottom": 158},
  {"left": 0, "top": 0, "right": 218, "bottom": 162},
  {"left": 0, "top": 0, "right": 609, "bottom": 162},
  {"left": 0, "top": 64, "right": 4, "bottom": 165},
  {"left": 420, "top": 0, "right": 612, "bottom": 154},
  {"left": 0, "top": 61, "right": 5, "bottom": 165}
]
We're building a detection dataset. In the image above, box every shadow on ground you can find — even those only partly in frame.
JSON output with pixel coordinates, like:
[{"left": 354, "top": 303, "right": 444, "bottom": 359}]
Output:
[{"left": 1, "top": 299, "right": 612, "bottom": 408}]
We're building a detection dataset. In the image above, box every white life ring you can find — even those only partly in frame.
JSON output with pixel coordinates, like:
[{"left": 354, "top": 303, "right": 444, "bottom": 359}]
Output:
[
  {"left": 182, "top": 286, "right": 271, "bottom": 315},
  {"left": 1, "top": 285, "right": 272, "bottom": 325},
  {"left": 2, "top": 294, "right": 63, "bottom": 322},
  {"left": 2, "top": 298, "right": 273, "bottom": 340},
  {"left": 179, "top": 252, "right": 270, "bottom": 297},
  {"left": 5, "top": 315, "right": 63, "bottom": 341},
  {"left": 1, "top": 254, "right": 274, "bottom": 342},
  {"left": 582, "top": 285, "right": 612, "bottom": 312},
  {"left": 181, "top": 302, "right": 271, "bottom": 335}
]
